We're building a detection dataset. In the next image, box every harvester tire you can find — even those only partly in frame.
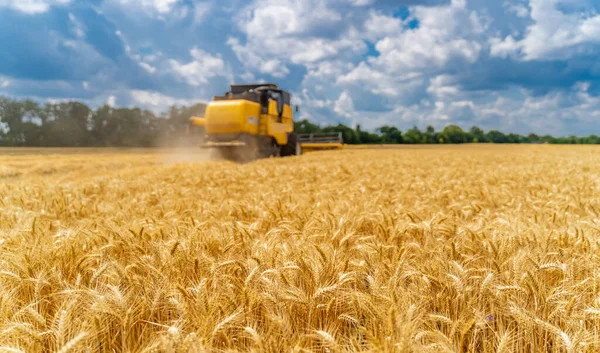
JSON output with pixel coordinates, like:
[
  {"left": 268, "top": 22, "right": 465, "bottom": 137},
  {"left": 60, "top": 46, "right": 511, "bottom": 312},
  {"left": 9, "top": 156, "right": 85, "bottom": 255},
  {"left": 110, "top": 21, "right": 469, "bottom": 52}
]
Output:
[
  {"left": 258, "top": 138, "right": 280, "bottom": 158},
  {"left": 281, "top": 133, "right": 301, "bottom": 157}
]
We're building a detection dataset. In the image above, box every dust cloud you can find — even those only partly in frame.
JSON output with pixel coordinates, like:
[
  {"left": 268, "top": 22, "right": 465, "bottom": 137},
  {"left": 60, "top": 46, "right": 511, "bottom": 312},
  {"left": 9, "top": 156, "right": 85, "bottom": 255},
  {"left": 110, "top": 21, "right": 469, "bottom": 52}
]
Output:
[
  {"left": 152, "top": 126, "right": 225, "bottom": 165},
  {"left": 152, "top": 125, "right": 264, "bottom": 165},
  {"left": 160, "top": 146, "right": 224, "bottom": 165}
]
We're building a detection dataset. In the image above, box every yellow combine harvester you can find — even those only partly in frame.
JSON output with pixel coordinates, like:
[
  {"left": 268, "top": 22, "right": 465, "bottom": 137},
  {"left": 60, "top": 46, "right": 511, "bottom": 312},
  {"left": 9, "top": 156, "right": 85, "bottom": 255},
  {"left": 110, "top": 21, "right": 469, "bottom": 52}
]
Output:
[{"left": 188, "top": 83, "right": 343, "bottom": 162}]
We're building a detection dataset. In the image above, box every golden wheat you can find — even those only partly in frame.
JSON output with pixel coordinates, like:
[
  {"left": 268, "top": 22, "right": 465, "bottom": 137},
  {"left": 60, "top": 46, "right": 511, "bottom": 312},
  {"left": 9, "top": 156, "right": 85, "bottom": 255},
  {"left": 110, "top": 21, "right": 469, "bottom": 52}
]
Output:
[{"left": 0, "top": 145, "right": 599, "bottom": 352}]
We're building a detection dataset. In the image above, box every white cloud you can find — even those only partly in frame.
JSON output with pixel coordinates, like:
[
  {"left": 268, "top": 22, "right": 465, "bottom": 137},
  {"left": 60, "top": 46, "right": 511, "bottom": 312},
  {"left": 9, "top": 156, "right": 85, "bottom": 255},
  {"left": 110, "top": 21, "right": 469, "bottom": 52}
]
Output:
[
  {"left": 337, "top": 62, "right": 423, "bottom": 97},
  {"left": 0, "top": 77, "right": 10, "bottom": 88},
  {"left": 114, "top": 0, "right": 178, "bottom": 15},
  {"left": 363, "top": 10, "right": 402, "bottom": 41},
  {"left": 294, "top": 38, "right": 365, "bottom": 65},
  {"left": 228, "top": 0, "right": 367, "bottom": 76},
  {"left": 240, "top": 72, "right": 255, "bottom": 81},
  {"left": 259, "top": 59, "right": 289, "bottom": 78},
  {"left": 130, "top": 90, "right": 196, "bottom": 113},
  {"left": 193, "top": 2, "right": 211, "bottom": 25},
  {"left": 307, "top": 61, "right": 352, "bottom": 80},
  {"left": 2, "top": 0, "right": 600, "bottom": 137},
  {"left": 242, "top": 0, "right": 342, "bottom": 37},
  {"left": 68, "top": 13, "right": 86, "bottom": 38},
  {"left": 352, "top": 0, "right": 374, "bottom": 6},
  {"left": 504, "top": 1, "right": 529, "bottom": 18},
  {"left": 169, "top": 47, "right": 230, "bottom": 86},
  {"left": 172, "top": 5, "right": 188, "bottom": 20},
  {"left": 334, "top": 91, "right": 355, "bottom": 119},
  {"left": 574, "top": 81, "right": 590, "bottom": 93},
  {"left": 427, "top": 75, "right": 460, "bottom": 98},
  {"left": 227, "top": 37, "right": 292, "bottom": 78},
  {"left": 107, "top": 95, "right": 116, "bottom": 107},
  {"left": 0, "top": 0, "right": 70, "bottom": 14},
  {"left": 352, "top": 83, "right": 600, "bottom": 136},
  {"left": 139, "top": 62, "right": 157, "bottom": 74},
  {"left": 491, "top": 0, "right": 600, "bottom": 60},
  {"left": 489, "top": 35, "right": 520, "bottom": 58},
  {"left": 370, "top": 1, "right": 482, "bottom": 73},
  {"left": 152, "top": 0, "right": 177, "bottom": 13},
  {"left": 451, "top": 100, "right": 475, "bottom": 109},
  {"left": 337, "top": 0, "right": 483, "bottom": 99}
]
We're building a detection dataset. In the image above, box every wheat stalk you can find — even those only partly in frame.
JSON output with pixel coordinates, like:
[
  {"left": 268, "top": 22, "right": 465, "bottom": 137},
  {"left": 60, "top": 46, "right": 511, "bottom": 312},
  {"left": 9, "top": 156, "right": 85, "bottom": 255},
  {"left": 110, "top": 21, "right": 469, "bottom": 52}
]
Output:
[{"left": 0, "top": 145, "right": 597, "bottom": 352}]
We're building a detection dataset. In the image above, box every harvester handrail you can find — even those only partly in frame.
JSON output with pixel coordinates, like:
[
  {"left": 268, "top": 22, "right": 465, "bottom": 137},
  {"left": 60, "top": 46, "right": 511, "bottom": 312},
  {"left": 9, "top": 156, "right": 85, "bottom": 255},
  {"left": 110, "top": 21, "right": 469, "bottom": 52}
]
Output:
[{"left": 297, "top": 132, "right": 343, "bottom": 143}]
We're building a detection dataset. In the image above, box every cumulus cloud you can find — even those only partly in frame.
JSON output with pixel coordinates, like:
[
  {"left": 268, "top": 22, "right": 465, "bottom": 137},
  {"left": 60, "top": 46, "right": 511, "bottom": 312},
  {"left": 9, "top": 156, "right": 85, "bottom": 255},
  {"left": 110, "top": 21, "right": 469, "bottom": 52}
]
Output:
[
  {"left": 130, "top": 90, "right": 196, "bottom": 113},
  {"left": 352, "top": 0, "right": 373, "bottom": 6},
  {"left": 1, "top": 0, "right": 600, "bottom": 136},
  {"left": 114, "top": 0, "right": 178, "bottom": 14},
  {"left": 193, "top": 2, "right": 211, "bottom": 25},
  {"left": 107, "top": 95, "right": 116, "bottom": 107},
  {"left": 371, "top": 0, "right": 483, "bottom": 72},
  {"left": 228, "top": 0, "right": 368, "bottom": 76},
  {"left": 334, "top": 91, "right": 355, "bottom": 119},
  {"left": 0, "top": 77, "right": 10, "bottom": 88},
  {"left": 337, "top": 0, "right": 484, "bottom": 99},
  {"left": 0, "top": 0, "right": 70, "bottom": 14},
  {"left": 169, "top": 47, "right": 231, "bottom": 86},
  {"left": 491, "top": 0, "right": 600, "bottom": 60},
  {"left": 504, "top": 1, "right": 529, "bottom": 18},
  {"left": 427, "top": 75, "right": 460, "bottom": 99},
  {"left": 363, "top": 10, "right": 403, "bottom": 41},
  {"left": 227, "top": 38, "right": 291, "bottom": 78},
  {"left": 139, "top": 62, "right": 157, "bottom": 74}
]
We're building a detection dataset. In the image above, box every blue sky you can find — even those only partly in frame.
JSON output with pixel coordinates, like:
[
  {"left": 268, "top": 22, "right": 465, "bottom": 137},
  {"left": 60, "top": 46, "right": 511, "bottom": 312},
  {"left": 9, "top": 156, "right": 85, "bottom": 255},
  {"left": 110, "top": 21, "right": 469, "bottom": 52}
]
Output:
[{"left": 0, "top": 0, "right": 599, "bottom": 136}]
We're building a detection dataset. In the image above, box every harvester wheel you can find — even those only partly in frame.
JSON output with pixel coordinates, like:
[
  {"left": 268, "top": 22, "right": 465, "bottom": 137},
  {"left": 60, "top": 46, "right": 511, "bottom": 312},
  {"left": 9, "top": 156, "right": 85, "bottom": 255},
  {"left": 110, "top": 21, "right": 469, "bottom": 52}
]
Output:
[
  {"left": 257, "top": 138, "right": 280, "bottom": 158},
  {"left": 218, "top": 147, "right": 243, "bottom": 163},
  {"left": 213, "top": 136, "right": 281, "bottom": 163},
  {"left": 281, "top": 133, "right": 301, "bottom": 157},
  {"left": 217, "top": 140, "right": 260, "bottom": 163}
]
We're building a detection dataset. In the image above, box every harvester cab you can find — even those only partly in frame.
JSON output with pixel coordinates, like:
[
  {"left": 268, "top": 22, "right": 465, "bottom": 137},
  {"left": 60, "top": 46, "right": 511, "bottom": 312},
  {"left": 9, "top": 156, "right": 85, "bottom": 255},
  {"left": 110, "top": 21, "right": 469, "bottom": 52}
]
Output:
[{"left": 188, "top": 83, "right": 343, "bottom": 162}]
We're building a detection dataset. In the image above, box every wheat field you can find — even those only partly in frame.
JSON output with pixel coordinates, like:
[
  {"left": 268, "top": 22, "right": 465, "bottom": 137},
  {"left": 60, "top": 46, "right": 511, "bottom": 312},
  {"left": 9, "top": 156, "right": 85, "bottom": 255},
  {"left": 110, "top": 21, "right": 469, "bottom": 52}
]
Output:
[{"left": 1, "top": 145, "right": 599, "bottom": 353}]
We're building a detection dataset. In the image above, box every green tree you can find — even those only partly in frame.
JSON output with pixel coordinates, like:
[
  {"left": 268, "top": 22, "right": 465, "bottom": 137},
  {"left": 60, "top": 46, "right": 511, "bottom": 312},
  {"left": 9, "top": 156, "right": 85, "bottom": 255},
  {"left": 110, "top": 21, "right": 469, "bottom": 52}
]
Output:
[
  {"left": 403, "top": 126, "right": 423, "bottom": 144},
  {"left": 506, "top": 133, "right": 524, "bottom": 143},
  {"left": 539, "top": 135, "right": 557, "bottom": 144},
  {"left": 376, "top": 125, "right": 403, "bottom": 144},
  {"left": 44, "top": 101, "right": 92, "bottom": 146},
  {"left": 424, "top": 125, "right": 437, "bottom": 144},
  {"left": 323, "top": 124, "right": 361, "bottom": 144},
  {"left": 4, "top": 95, "right": 600, "bottom": 147},
  {"left": 353, "top": 124, "right": 381, "bottom": 144},
  {"left": 581, "top": 135, "right": 600, "bottom": 144},
  {"left": 440, "top": 124, "right": 468, "bottom": 144},
  {"left": 294, "top": 119, "right": 322, "bottom": 134},
  {"left": 470, "top": 126, "right": 487, "bottom": 143},
  {"left": 486, "top": 130, "right": 508, "bottom": 143},
  {"left": 0, "top": 97, "right": 45, "bottom": 146},
  {"left": 526, "top": 133, "right": 539, "bottom": 143}
]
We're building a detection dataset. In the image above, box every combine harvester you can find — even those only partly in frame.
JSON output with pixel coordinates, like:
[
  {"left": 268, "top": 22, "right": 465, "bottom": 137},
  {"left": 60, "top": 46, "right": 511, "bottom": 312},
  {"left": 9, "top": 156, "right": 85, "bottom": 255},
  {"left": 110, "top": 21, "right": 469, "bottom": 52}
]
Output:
[{"left": 188, "top": 83, "right": 343, "bottom": 162}]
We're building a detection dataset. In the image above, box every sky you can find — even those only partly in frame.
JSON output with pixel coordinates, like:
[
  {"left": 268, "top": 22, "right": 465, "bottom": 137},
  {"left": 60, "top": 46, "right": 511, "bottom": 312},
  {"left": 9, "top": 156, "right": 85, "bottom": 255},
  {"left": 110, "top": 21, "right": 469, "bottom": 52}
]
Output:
[{"left": 0, "top": 0, "right": 599, "bottom": 136}]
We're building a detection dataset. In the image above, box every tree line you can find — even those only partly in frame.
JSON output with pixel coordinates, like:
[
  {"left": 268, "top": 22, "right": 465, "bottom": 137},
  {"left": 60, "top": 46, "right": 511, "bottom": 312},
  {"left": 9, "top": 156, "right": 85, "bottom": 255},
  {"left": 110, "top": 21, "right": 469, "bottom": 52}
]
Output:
[
  {"left": 0, "top": 97, "right": 206, "bottom": 147},
  {"left": 294, "top": 121, "right": 600, "bottom": 145},
  {"left": 1, "top": 96, "right": 599, "bottom": 147}
]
